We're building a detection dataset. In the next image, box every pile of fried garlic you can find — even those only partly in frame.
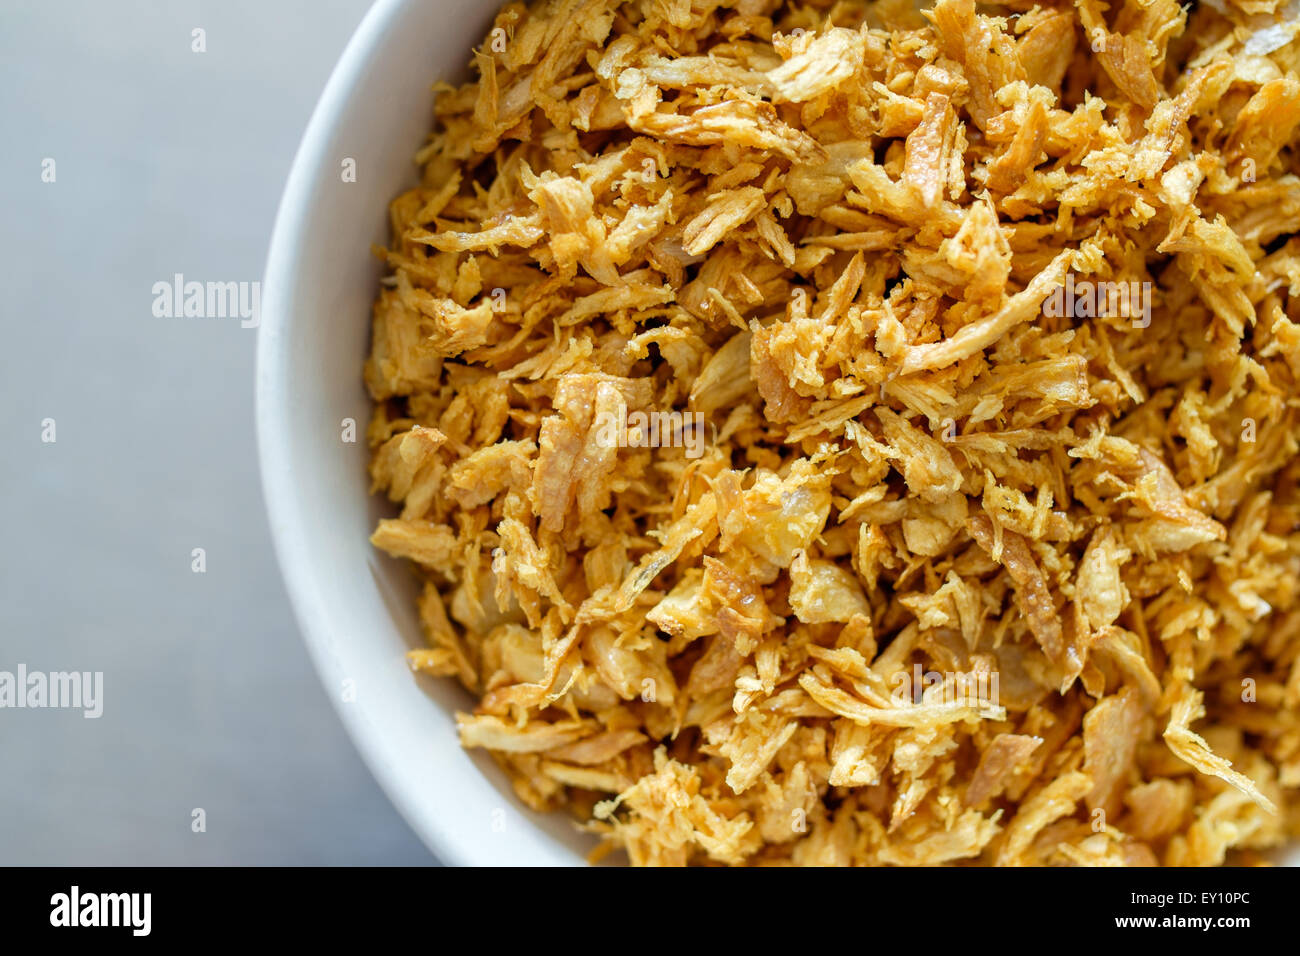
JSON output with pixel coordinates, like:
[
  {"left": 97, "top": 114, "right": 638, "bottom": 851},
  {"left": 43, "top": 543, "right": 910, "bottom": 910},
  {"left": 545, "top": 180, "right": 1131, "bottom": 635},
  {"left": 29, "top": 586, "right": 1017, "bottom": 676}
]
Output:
[{"left": 364, "top": 0, "right": 1300, "bottom": 865}]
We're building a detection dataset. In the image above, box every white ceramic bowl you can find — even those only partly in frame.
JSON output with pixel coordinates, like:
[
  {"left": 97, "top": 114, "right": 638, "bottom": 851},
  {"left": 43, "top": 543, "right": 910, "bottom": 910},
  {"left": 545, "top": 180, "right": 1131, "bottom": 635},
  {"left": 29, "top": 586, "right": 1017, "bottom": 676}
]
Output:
[
  {"left": 257, "top": 0, "right": 590, "bottom": 866},
  {"left": 259, "top": 0, "right": 1297, "bottom": 868}
]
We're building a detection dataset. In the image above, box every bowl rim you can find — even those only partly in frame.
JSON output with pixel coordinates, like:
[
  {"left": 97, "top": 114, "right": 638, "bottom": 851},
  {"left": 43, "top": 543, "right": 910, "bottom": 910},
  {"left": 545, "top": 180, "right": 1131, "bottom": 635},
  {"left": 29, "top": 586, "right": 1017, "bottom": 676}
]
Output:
[{"left": 256, "top": 0, "right": 469, "bottom": 868}]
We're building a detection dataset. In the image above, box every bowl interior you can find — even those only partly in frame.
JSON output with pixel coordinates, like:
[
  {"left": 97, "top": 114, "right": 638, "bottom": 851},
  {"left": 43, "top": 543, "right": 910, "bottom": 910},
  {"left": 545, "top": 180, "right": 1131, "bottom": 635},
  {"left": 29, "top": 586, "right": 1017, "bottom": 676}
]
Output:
[{"left": 258, "top": 0, "right": 592, "bottom": 866}]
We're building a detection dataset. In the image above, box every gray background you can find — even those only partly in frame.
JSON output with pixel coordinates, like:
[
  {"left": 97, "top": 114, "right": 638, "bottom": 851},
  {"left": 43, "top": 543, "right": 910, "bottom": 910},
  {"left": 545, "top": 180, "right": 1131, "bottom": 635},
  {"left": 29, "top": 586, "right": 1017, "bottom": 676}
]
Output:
[{"left": 0, "top": 0, "right": 434, "bottom": 864}]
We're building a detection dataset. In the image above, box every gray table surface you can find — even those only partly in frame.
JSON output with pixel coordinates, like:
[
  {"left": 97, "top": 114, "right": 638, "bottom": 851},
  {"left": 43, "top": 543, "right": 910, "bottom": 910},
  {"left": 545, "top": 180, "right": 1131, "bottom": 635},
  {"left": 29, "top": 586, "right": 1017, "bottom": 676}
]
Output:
[{"left": 0, "top": 0, "right": 434, "bottom": 864}]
